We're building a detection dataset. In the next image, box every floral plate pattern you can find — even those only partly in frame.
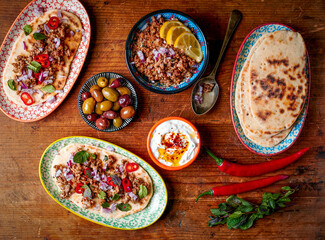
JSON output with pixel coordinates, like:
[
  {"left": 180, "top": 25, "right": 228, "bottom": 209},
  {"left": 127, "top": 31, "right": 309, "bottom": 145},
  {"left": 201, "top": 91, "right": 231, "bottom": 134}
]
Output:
[
  {"left": 39, "top": 136, "right": 168, "bottom": 230},
  {"left": 125, "top": 9, "right": 209, "bottom": 94},
  {"left": 0, "top": 0, "right": 91, "bottom": 122},
  {"left": 230, "top": 23, "right": 311, "bottom": 156}
]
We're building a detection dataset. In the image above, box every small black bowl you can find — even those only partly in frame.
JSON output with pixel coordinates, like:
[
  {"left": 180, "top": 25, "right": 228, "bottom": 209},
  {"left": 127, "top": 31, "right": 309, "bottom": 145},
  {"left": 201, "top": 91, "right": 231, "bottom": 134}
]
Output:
[
  {"left": 125, "top": 9, "right": 209, "bottom": 94},
  {"left": 78, "top": 72, "right": 138, "bottom": 132}
]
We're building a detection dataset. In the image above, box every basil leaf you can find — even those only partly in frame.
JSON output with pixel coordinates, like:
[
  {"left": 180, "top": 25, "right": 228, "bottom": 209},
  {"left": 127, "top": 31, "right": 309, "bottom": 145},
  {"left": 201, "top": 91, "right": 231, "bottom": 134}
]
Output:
[
  {"left": 84, "top": 169, "right": 92, "bottom": 178},
  {"left": 41, "top": 85, "right": 55, "bottom": 93},
  {"left": 138, "top": 185, "right": 148, "bottom": 199},
  {"left": 33, "top": 32, "right": 47, "bottom": 40},
  {"left": 112, "top": 193, "right": 119, "bottom": 201},
  {"left": 101, "top": 202, "right": 110, "bottom": 208},
  {"left": 90, "top": 153, "right": 96, "bottom": 159},
  {"left": 7, "top": 79, "right": 16, "bottom": 91},
  {"left": 240, "top": 214, "right": 256, "bottom": 230},
  {"left": 27, "top": 61, "right": 41, "bottom": 73},
  {"left": 82, "top": 184, "right": 92, "bottom": 199},
  {"left": 23, "top": 24, "right": 32, "bottom": 35},
  {"left": 73, "top": 150, "right": 89, "bottom": 163},
  {"left": 117, "top": 203, "right": 131, "bottom": 212},
  {"left": 110, "top": 174, "right": 121, "bottom": 186},
  {"left": 229, "top": 211, "right": 242, "bottom": 219},
  {"left": 98, "top": 191, "right": 107, "bottom": 200},
  {"left": 103, "top": 155, "right": 108, "bottom": 161}
]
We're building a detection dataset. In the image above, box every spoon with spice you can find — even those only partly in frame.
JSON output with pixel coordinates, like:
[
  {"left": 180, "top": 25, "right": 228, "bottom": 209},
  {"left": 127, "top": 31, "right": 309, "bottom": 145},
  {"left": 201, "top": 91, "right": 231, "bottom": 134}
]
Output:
[{"left": 191, "top": 10, "right": 242, "bottom": 115}]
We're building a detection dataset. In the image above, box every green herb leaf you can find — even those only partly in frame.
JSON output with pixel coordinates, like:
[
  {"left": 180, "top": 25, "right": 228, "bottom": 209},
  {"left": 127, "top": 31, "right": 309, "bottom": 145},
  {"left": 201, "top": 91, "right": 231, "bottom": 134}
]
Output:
[
  {"left": 73, "top": 150, "right": 89, "bottom": 163},
  {"left": 23, "top": 24, "right": 32, "bottom": 35},
  {"left": 138, "top": 185, "right": 148, "bottom": 199},
  {"left": 33, "top": 32, "right": 47, "bottom": 40},
  {"left": 101, "top": 202, "right": 110, "bottom": 208},
  {"left": 82, "top": 184, "right": 92, "bottom": 199},
  {"left": 90, "top": 153, "right": 96, "bottom": 159},
  {"left": 98, "top": 191, "right": 107, "bottom": 200},
  {"left": 269, "top": 199, "right": 276, "bottom": 209},
  {"left": 27, "top": 61, "right": 41, "bottom": 73},
  {"left": 282, "top": 186, "right": 291, "bottom": 191},
  {"left": 84, "top": 169, "right": 92, "bottom": 178},
  {"left": 229, "top": 211, "right": 242, "bottom": 219},
  {"left": 240, "top": 214, "right": 257, "bottom": 230},
  {"left": 7, "top": 79, "right": 16, "bottom": 91},
  {"left": 112, "top": 193, "right": 119, "bottom": 201},
  {"left": 210, "top": 208, "right": 227, "bottom": 216},
  {"left": 117, "top": 203, "right": 131, "bottom": 212},
  {"left": 208, "top": 216, "right": 227, "bottom": 227},
  {"left": 41, "top": 85, "right": 55, "bottom": 93},
  {"left": 110, "top": 174, "right": 121, "bottom": 186}
]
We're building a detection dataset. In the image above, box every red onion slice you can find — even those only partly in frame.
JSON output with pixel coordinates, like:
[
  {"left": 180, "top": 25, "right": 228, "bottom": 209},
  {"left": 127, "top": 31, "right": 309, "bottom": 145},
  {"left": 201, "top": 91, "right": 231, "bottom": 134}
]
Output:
[
  {"left": 137, "top": 50, "right": 145, "bottom": 63},
  {"left": 55, "top": 169, "right": 62, "bottom": 178},
  {"left": 27, "top": 69, "right": 33, "bottom": 78},
  {"left": 168, "top": 48, "right": 175, "bottom": 56},
  {"left": 48, "top": 56, "right": 54, "bottom": 61},
  {"left": 102, "top": 208, "right": 112, "bottom": 214},
  {"left": 57, "top": 9, "right": 62, "bottom": 18},
  {"left": 46, "top": 95, "right": 56, "bottom": 104},
  {"left": 54, "top": 38, "right": 61, "bottom": 48},
  {"left": 23, "top": 41, "right": 26, "bottom": 50},
  {"left": 158, "top": 47, "right": 168, "bottom": 54},
  {"left": 34, "top": 7, "right": 44, "bottom": 17},
  {"left": 21, "top": 82, "right": 27, "bottom": 89},
  {"left": 128, "top": 192, "right": 138, "bottom": 201},
  {"left": 70, "top": 30, "right": 75, "bottom": 36},
  {"left": 44, "top": 24, "right": 50, "bottom": 34}
]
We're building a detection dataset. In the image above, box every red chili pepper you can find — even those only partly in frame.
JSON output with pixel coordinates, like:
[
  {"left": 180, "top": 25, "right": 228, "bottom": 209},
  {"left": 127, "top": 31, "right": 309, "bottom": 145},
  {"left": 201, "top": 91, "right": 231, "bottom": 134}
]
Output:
[
  {"left": 84, "top": 168, "right": 91, "bottom": 178},
  {"left": 20, "top": 92, "right": 34, "bottom": 105},
  {"left": 125, "top": 163, "right": 139, "bottom": 172},
  {"left": 40, "top": 60, "right": 50, "bottom": 68},
  {"left": 75, "top": 183, "right": 84, "bottom": 194},
  {"left": 204, "top": 147, "right": 309, "bottom": 177},
  {"left": 35, "top": 69, "right": 43, "bottom": 84},
  {"left": 47, "top": 16, "right": 60, "bottom": 29},
  {"left": 122, "top": 178, "right": 132, "bottom": 192},
  {"left": 196, "top": 174, "right": 288, "bottom": 202},
  {"left": 107, "top": 177, "right": 116, "bottom": 187},
  {"left": 34, "top": 54, "right": 49, "bottom": 62}
]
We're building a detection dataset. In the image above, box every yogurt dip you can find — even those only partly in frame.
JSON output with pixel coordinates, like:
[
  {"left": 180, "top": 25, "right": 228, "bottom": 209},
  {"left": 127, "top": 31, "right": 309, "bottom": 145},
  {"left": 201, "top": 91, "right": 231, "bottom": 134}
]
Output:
[{"left": 150, "top": 119, "right": 200, "bottom": 167}]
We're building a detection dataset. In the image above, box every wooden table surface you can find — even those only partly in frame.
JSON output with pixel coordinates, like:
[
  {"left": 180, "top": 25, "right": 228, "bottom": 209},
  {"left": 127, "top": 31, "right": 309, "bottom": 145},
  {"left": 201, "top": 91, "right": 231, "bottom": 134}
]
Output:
[{"left": 0, "top": 0, "right": 324, "bottom": 239}]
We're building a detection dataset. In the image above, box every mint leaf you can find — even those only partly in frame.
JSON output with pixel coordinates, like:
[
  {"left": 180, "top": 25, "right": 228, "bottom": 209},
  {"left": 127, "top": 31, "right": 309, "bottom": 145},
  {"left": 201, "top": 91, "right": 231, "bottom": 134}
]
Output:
[
  {"left": 23, "top": 24, "right": 32, "bottom": 35},
  {"left": 41, "top": 85, "right": 55, "bottom": 93},
  {"left": 82, "top": 184, "right": 92, "bottom": 199},
  {"left": 138, "top": 185, "right": 148, "bottom": 199},
  {"left": 33, "top": 32, "right": 47, "bottom": 40},
  {"left": 73, "top": 150, "right": 89, "bottom": 163},
  {"left": 27, "top": 61, "right": 41, "bottom": 73},
  {"left": 98, "top": 191, "right": 106, "bottom": 200},
  {"left": 117, "top": 203, "right": 131, "bottom": 211},
  {"left": 229, "top": 211, "right": 242, "bottom": 219},
  {"left": 282, "top": 186, "right": 291, "bottom": 191},
  {"left": 7, "top": 79, "right": 16, "bottom": 91},
  {"left": 112, "top": 193, "right": 119, "bottom": 201},
  {"left": 210, "top": 208, "right": 227, "bottom": 216},
  {"left": 101, "top": 202, "right": 110, "bottom": 208},
  {"left": 240, "top": 214, "right": 256, "bottom": 230},
  {"left": 110, "top": 174, "right": 121, "bottom": 186},
  {"left": 90, "top": 153, "right": 96, "bottom": 159}
]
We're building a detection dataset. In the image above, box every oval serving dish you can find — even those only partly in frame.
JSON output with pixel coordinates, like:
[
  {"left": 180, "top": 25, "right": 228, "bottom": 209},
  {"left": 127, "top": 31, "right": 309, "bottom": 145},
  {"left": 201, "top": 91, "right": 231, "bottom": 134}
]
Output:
[
  {"left": 230, "top": 23, "right": 311, "bottom": 156},
  {"left": 78, "top": 72, "right": 138, "bottom": 132},
  {"left": 0, "top": 0, "right": 91, "bottom": 122},
  {"left": 125, "top": 9, "right": 209, "bottom": 94},
  {"left": 39, "top": 136, "right": 168, "bottom": 230}
]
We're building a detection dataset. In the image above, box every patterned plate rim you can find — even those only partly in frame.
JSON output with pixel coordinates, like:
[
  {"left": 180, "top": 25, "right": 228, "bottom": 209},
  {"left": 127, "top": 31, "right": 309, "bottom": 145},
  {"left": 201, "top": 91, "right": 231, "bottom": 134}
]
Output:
[
  {"left": 77, "top": 72, "right": 138, "bottom": 132},
  {"left": 0, "top": 0, "right": 91, "bottom": 122},
  {"left": 230, "top": 23, "right": 311, "bottom": 156},
  {"left": 39, "top": 136, "right": 168, "bottom": 230},
  {"left": 125, "top": 9, "right": 209, "bottom": 94}
]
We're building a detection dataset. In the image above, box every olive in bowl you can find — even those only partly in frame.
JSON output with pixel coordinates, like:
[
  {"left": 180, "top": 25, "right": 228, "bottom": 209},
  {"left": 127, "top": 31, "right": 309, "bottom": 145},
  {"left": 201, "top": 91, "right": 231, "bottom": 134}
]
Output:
[{"left": 78, "top": 72, "right": 138, "bottom": 132}]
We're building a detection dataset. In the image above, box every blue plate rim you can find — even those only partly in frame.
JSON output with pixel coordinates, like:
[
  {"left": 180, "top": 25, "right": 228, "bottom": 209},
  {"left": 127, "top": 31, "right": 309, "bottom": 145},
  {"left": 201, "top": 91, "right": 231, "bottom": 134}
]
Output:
[{"left": 125, "top": 9, "right": 209, "bottom": 94}]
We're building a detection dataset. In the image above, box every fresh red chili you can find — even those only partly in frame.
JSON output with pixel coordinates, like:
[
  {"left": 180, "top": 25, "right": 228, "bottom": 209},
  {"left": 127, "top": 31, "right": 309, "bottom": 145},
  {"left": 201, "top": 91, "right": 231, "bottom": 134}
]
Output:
[
  {"left": 84, "top": 168, "right": 91, "bottom": 178},
  {"left": 47, "top": 16, "right": 60, "bottom": 29},
  {"left": 40, "top": 60, "right": 50, "bottom": 68},
  {"left": 107, "top": 177, "right": 116, "bottom": 187},
  {"left": 204, "top": 147, "right": 309, "bottom": 177},
  {"left": 122, "top": 178, "right": 132, "bottom": 192},
  {"left": 20, "top": 92, "right": 34, "bottom": 105},
  {"left": 196, "top": 174, "right": 288, "bottom": 202},
  {"left": 34, "top": 54, "right": 49, "bottom": 62},
  {"left": 125, "top": 163, "right": 139, "bottom": 172},
  {"left": 75, "top": 183, "right": 84, "bottom": 194},
  {"left": 35, "top": 69, "right": 43, "bottom": 84}
]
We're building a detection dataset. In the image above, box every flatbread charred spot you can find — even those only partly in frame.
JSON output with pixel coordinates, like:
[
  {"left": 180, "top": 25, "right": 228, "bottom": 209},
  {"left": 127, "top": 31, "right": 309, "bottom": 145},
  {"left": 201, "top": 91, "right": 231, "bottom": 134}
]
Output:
[
  {"left": 293, "top": 64, "right": 300, "bottom": 71},
  {"left": 267, "top": 58, "right": 289, "bottom": 67},
  {"left": 280, "top": 109, "right": 285, "bottom": 114},
  {"left": 289, "top": 36, "right": 293, "bottom": 41},
  {"left": 256, "top": 110, "right": 272, "bottom": 121},
  {"left": 288, "top": 75, "right": 296, "bottom": 81}
]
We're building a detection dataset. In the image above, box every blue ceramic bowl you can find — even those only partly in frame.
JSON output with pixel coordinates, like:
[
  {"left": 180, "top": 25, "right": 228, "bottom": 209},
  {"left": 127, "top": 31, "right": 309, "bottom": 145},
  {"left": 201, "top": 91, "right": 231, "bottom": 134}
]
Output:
[
  {"left": 230, "top": 23, "right": 311, "bottom": 156},
  {"left": 125, "top": 9, "right": 209, "bottom": 94}
]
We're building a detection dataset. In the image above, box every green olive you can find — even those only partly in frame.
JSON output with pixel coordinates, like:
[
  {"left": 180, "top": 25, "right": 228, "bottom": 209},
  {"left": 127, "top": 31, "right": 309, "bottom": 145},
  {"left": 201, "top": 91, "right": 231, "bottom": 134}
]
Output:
[
  {"left": 89, "top": 85, "right": 101, "bottom": 95},
  {"left": 113, "top": 116, "right": 123, "bottom": 128},
  {"left": 111, "top": 101, "right": 120, "bottom": 111},
  {"left": 116, "top": 86, "right": 131, "bottom": 96},
  {"left": 102, "top": 87, "right": 119, "bottom": 102},
  {"left": 95, "top": 103, "right": 103, "bottom": 115},
  {"left": 97, "top": 77, "right": 109, "bottom": 88},
  {"left": 91, "top": 89, "right": 104, "bottom": 102},
  {"left": 82, "top": 97, "right": 96, "bottom": 114},
  {"left": 99, "top": 100, "right": 113, "bottom": 111}
]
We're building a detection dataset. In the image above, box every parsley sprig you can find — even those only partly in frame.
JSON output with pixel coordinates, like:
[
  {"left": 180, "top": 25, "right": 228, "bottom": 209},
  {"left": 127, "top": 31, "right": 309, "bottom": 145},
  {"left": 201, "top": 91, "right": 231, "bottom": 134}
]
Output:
[{"left": 208, "top": 186, "right": 297, "bottom": 230}]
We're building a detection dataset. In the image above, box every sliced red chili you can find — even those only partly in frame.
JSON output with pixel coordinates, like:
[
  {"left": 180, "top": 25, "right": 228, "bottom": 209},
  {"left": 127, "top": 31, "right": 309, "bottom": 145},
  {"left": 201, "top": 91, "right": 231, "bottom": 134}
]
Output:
[
  {"left": 122, "top": 178, "right": 132, "bottom": 192},
  {"left": 107, "top": 177, "right": 116, "bottom": 187},
  {"left": 84, "top": 168, "right": 92, "bottom": 178},
  {"left": 47, "top": 16, "right": 60, "bottom": 30},
  {"left": 75, "top": 183, "right": 84, "bottom": 194},
  {"left": 125, "top": 163, "right": 139, "bottom": 172},
  {"left": 40, "top": 60, "right": 50, "bottom": 68},
  {"left": 34, "top": 54, "right": 49, "bottom": 62},
  {"left": 20, "top": 92, "right": 34, "bottom": 105},
  {"left": 35, "top": 69, "right": 43, "bottom": 84}
]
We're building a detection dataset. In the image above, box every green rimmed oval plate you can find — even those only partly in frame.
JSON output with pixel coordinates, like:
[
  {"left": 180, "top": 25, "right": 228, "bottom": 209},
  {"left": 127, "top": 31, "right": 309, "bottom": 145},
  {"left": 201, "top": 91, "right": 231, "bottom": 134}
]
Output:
[{"left": 39, "top": 136, "right": 168, "bottom": 230}]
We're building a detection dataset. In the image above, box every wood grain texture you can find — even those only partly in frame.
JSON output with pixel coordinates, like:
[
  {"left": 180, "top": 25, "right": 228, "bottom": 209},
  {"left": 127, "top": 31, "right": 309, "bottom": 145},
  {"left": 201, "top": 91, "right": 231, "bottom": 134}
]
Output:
[{"left": 0, "top": 0, "right": 324, "bottom": 239}]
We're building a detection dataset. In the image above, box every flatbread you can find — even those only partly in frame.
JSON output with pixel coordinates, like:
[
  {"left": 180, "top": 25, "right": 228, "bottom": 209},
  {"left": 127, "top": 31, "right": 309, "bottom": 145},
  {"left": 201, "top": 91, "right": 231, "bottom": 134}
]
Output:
[
  {"left": 248, "top": 31, "right": 308, "bottom": 131},
  {"left": 51, "top": 144, "right": 153, "bottom": 219},
  {"left": 3, "top": 9, "right": 82, "bottom": 106}
]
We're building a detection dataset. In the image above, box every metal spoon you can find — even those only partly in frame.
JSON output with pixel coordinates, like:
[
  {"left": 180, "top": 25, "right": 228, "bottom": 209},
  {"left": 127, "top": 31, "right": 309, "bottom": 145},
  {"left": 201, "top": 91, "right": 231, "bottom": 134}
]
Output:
[{"left": 191, "top": 10, "right": 242, "bottom": 115}]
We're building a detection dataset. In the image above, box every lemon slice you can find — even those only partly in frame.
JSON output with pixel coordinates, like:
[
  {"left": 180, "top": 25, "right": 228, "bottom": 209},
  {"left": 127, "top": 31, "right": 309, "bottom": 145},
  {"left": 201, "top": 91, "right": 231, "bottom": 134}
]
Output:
[
  {"left": 159, "top": 20, "right": 183, "bottom": 39},
  {"left": 174, "top": 32, "right": 203, "bottom": 62},
  {"left": 166, "top": 25, "right": 191, "bottom": 45}
]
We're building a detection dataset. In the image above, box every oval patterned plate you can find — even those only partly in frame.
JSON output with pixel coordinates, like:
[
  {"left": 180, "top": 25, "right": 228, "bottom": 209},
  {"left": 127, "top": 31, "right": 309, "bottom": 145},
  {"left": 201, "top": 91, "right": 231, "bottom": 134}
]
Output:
[
  {"left": 0, "top": 0, "right": 91, "bottom": 122},
  {"left": 230, "top": 23, "right": 311, "bottom": 156},
  {"left": 39, "top": 136, "right": 168, "bottom": 230}
]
